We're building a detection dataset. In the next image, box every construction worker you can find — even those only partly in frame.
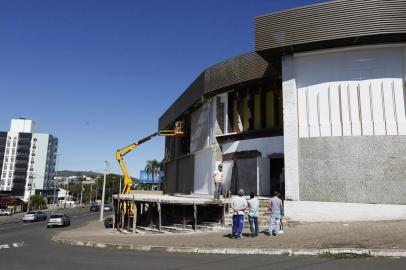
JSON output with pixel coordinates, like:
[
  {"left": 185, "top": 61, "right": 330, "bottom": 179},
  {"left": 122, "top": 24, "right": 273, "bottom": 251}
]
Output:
[{"left": 213, "top": 164, "right": 223, "bottom": 200}]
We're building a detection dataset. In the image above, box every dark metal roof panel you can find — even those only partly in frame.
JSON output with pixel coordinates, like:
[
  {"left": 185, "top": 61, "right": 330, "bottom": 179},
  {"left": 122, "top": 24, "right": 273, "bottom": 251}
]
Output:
[
  {"left": 158, "top": 52, "right": 274, "bottom": 130},
  {"left": 204, "top": 52, "right": 272, "bottom": 94},
  {"left": 255, "top": 0, "right": 406, "bottom": 52}
]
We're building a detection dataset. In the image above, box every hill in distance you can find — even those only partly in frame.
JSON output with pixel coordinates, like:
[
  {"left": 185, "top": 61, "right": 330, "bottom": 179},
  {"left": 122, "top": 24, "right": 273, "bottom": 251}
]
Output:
[
  {"left": 57, "top": 170, "right": 139, "bottom": 181},
  {"left": 57, "top": 170, "right": 101, "bottom": 178}
]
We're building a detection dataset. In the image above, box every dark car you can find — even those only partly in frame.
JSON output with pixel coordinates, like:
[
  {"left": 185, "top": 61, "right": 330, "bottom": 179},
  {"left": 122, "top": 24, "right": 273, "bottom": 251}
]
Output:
[
  {"left": 23, "top": 211, "right": 47, "bottom": 222},
  {"left": 90, "top": 205, "right": 100, "bottom": 212}
]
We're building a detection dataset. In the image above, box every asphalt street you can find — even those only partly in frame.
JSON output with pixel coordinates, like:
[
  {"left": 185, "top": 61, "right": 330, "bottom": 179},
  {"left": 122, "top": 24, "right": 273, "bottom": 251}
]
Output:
[{"left": 0, "top": 212, "right": 405, "bottom": 270}]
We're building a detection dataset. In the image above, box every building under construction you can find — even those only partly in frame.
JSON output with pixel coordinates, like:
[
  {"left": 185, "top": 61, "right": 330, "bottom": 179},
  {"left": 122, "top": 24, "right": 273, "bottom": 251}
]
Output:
[{"left": 112, "top": 0, "right": 406, "bottom": 231}]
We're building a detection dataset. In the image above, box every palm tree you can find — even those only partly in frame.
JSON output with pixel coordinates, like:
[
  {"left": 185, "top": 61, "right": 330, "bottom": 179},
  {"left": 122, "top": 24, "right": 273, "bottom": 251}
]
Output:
[{"left": 145, "top": 159, "right": 160, "bottom": 190}]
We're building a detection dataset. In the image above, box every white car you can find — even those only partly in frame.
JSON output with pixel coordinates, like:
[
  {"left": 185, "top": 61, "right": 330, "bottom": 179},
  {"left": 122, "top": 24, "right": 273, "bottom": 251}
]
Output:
[
  {"left": 0, "top": 209, "right": 12, "bottom": 216},
  {"left": 47, "top": 214, "right": 70, "bottom": 228},
  {"left": 22, "top": 211, "right": 47, "bottom": 222},
  {"left": 103, "top": 205, "right": 113, "bottom": 211}
]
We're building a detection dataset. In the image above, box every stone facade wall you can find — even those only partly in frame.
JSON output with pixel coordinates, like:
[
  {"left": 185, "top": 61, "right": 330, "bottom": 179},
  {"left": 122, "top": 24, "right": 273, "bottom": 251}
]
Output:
[{"left": 298, "top": 136, "right": 406, "bottom": 204}]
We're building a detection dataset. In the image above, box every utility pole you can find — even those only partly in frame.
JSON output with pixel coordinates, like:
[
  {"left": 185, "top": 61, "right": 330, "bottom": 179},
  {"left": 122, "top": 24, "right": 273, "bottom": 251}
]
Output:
[
  {"left": 80, "top": 181, "right": 83, "bottom": 206},
  {"left": 89, "top": 183, "right": 93, "bottom": 204},
  {"left": 64, "top": 179, "right": 69, "bottom": 208},
  {"left": 27, "top": 178, "right": 33, "bottom": 212},
  {"left": 100, "top": 161, "right": 109, "bottom": 221},
  {"left": 95, "top": 176, "right": 98, "bottom": 202}
]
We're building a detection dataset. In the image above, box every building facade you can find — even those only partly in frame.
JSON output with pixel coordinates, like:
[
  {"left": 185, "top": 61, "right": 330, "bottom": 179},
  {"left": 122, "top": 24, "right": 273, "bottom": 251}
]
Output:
[
  {"left": 159, "top": 0, "right": 406, "bottom": 221},
  {"left": 0, "top": 119, "right": 58, "bottom": 202}
]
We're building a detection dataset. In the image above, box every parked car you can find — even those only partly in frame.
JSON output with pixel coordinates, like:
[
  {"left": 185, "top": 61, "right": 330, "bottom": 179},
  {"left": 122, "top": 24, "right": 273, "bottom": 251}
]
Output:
[
  {"left": 0, "top": 209, "right": 12, "bottom": 216},
  {"left": 47, "top": 214, "right": 70, "bottom": 228},
  {"left": 103, "top": 205, "right": 113, "bottom": 211},
  {"left": 90, "top": 205, "right": 100, "bottom": 212},
  {"left": 104, "top": 217, "right": 113, "bottom": 228},
  {"left": 23, "top": 211, "right": 47, "bottom": 222}
]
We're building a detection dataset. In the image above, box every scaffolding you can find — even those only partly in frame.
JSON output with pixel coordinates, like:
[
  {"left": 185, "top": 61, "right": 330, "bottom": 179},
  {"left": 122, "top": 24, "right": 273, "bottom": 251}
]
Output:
[{"left": 112, "top": 194, "right": 227, "bottom": 234}]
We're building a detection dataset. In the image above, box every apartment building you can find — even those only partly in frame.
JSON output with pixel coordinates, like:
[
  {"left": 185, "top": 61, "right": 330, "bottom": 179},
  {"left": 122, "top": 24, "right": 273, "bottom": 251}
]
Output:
[{"left": 0, "top": 119, "right": 58, "bottom": 202}]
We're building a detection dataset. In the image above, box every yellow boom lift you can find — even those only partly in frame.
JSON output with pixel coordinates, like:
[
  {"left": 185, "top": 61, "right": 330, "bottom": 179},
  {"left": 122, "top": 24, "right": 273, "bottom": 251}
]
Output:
[{"left": 116, "top": 121, "right": 184, "bottom": 195}]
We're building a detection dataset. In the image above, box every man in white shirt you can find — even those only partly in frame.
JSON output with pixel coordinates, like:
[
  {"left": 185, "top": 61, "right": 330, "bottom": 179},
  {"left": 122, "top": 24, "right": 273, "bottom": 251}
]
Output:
[
  {"left": 231, "top": 189, "right": 247, "bottom": 239},
  {"left": 247, "top": 192, "right": 259, "bottom": 237},
  {"left": 213, "top": 164, "right": 223, "bottom": 200}
]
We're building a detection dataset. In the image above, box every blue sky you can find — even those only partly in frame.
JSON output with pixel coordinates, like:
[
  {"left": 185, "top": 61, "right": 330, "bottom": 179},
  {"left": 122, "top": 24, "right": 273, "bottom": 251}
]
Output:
[{"left": 0, "top": 0, "right": 327, "bottom": 176}]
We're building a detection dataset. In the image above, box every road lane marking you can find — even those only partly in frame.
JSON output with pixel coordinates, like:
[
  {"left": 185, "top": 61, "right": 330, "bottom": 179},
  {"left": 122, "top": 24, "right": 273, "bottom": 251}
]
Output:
[{"left": 0, "top": 242, "right": 24, "bottom": 250}]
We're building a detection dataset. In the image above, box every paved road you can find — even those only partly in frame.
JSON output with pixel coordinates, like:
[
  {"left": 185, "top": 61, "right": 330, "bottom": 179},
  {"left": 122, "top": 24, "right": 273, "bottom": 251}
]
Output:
[{"left": 0, "top": 214, "right": 405, "bottom": 270}]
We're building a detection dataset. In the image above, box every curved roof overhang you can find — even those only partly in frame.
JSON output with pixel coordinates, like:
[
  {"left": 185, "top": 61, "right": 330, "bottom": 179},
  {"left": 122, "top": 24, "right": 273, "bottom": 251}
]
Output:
[
  {"left": 255, "top": 0, "right": 406, "bottom": 55},
  {"left": 158, "top": 52, "right": 277, "bottom": 130}
]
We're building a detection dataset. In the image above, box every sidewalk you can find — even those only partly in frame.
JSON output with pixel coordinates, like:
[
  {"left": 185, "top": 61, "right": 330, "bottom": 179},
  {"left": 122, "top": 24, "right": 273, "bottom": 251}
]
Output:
[{"left": 53, "top": 219, "right": 406, "bottom": 256}]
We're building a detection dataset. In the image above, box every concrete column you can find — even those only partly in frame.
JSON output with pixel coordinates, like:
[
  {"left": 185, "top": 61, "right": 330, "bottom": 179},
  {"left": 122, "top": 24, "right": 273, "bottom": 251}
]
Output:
[
  {"left": 132, "top": 201, "right": 137, "bottom": 234},
  {"left": 282, "top": 55, "right": 300, "bottom": 201},
  {"left": 193, "top": 203, "right": 197, "bottom": 231},
  {"left": 157, "top": 202, "right": 161, "bottom": 232}
]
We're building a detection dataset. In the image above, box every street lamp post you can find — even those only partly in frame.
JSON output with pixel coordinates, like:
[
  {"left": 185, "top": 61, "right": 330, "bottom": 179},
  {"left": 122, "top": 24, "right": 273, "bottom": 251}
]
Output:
[
  {"left": 100, "top": 161, "right": 110, "bottom": 221},
  {"left": 27, "top": 179, "right": 35, "bottom": 212},
  {"left": 52, "top": 153, "right": 62, "bottom": 214}
]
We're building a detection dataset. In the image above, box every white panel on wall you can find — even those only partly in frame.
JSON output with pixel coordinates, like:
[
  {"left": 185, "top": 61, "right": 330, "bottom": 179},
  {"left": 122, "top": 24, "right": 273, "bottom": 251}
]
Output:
[
  {"left": 298, "top": 88, "right": 309, "bottom": 137},
  {"left": 383, "top": 79, "right": 398, "bottom": 135},
  {"left": 319, "top": 84, "right": 331, "bottom": 137},
  {"left": 359, "top": 80, "right": 374, "bottom": 135},
  {"left": 193, "top": 148, "right": 214, "bottom": 195},
  {"left": 293, "top": 45, "right": 406, "bottom": 138},
  {"left": 394, "top": 79, "right": 406, "bottom": 135},
  {"left": 340, "top": 84, "right": 352, "bottom": 136},
  {"left": 349, "top": 82, "right": 362, "bottom": 136},
  {"left": 370, "top": 79, "right": 385, "bottom": 135},
  {"left": 330, "top": 83, "right": 342, "bottom": 136},
  {"left": 308, "top": 86, "right": 320, "bottom": 137},
  {"left": 221, "top": 136, "right": 284, "bottom": 157}
]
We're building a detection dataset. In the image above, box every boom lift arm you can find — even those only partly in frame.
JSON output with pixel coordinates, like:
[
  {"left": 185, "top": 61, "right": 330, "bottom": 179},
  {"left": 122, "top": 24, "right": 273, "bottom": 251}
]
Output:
[{"left": 116, "top": 122, "right": 183, "bottom": 194}]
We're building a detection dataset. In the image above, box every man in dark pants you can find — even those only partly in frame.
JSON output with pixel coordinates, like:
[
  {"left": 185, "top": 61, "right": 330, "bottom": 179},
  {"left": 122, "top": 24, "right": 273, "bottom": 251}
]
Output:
[
  {"left": 231, "top": 189, "right": 247, "bottom": 239},
  {"left": 247, "top": 192, "right": 259, "bottom": 237}
]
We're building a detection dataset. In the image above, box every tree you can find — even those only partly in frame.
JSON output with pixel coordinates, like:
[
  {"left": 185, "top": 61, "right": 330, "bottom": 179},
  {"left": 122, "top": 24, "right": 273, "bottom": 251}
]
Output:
[
  {"left": 30, "top": 194, "right": 47, "bottom": 210},
  {"left": 145, "top": 159, "right": 161, "bottom": 190}
]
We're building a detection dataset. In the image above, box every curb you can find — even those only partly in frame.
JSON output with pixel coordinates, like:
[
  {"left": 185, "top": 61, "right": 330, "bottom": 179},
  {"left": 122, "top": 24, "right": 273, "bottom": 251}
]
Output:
[{"left": 51, "top": 236, "right": 406, "bottom": 258}]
